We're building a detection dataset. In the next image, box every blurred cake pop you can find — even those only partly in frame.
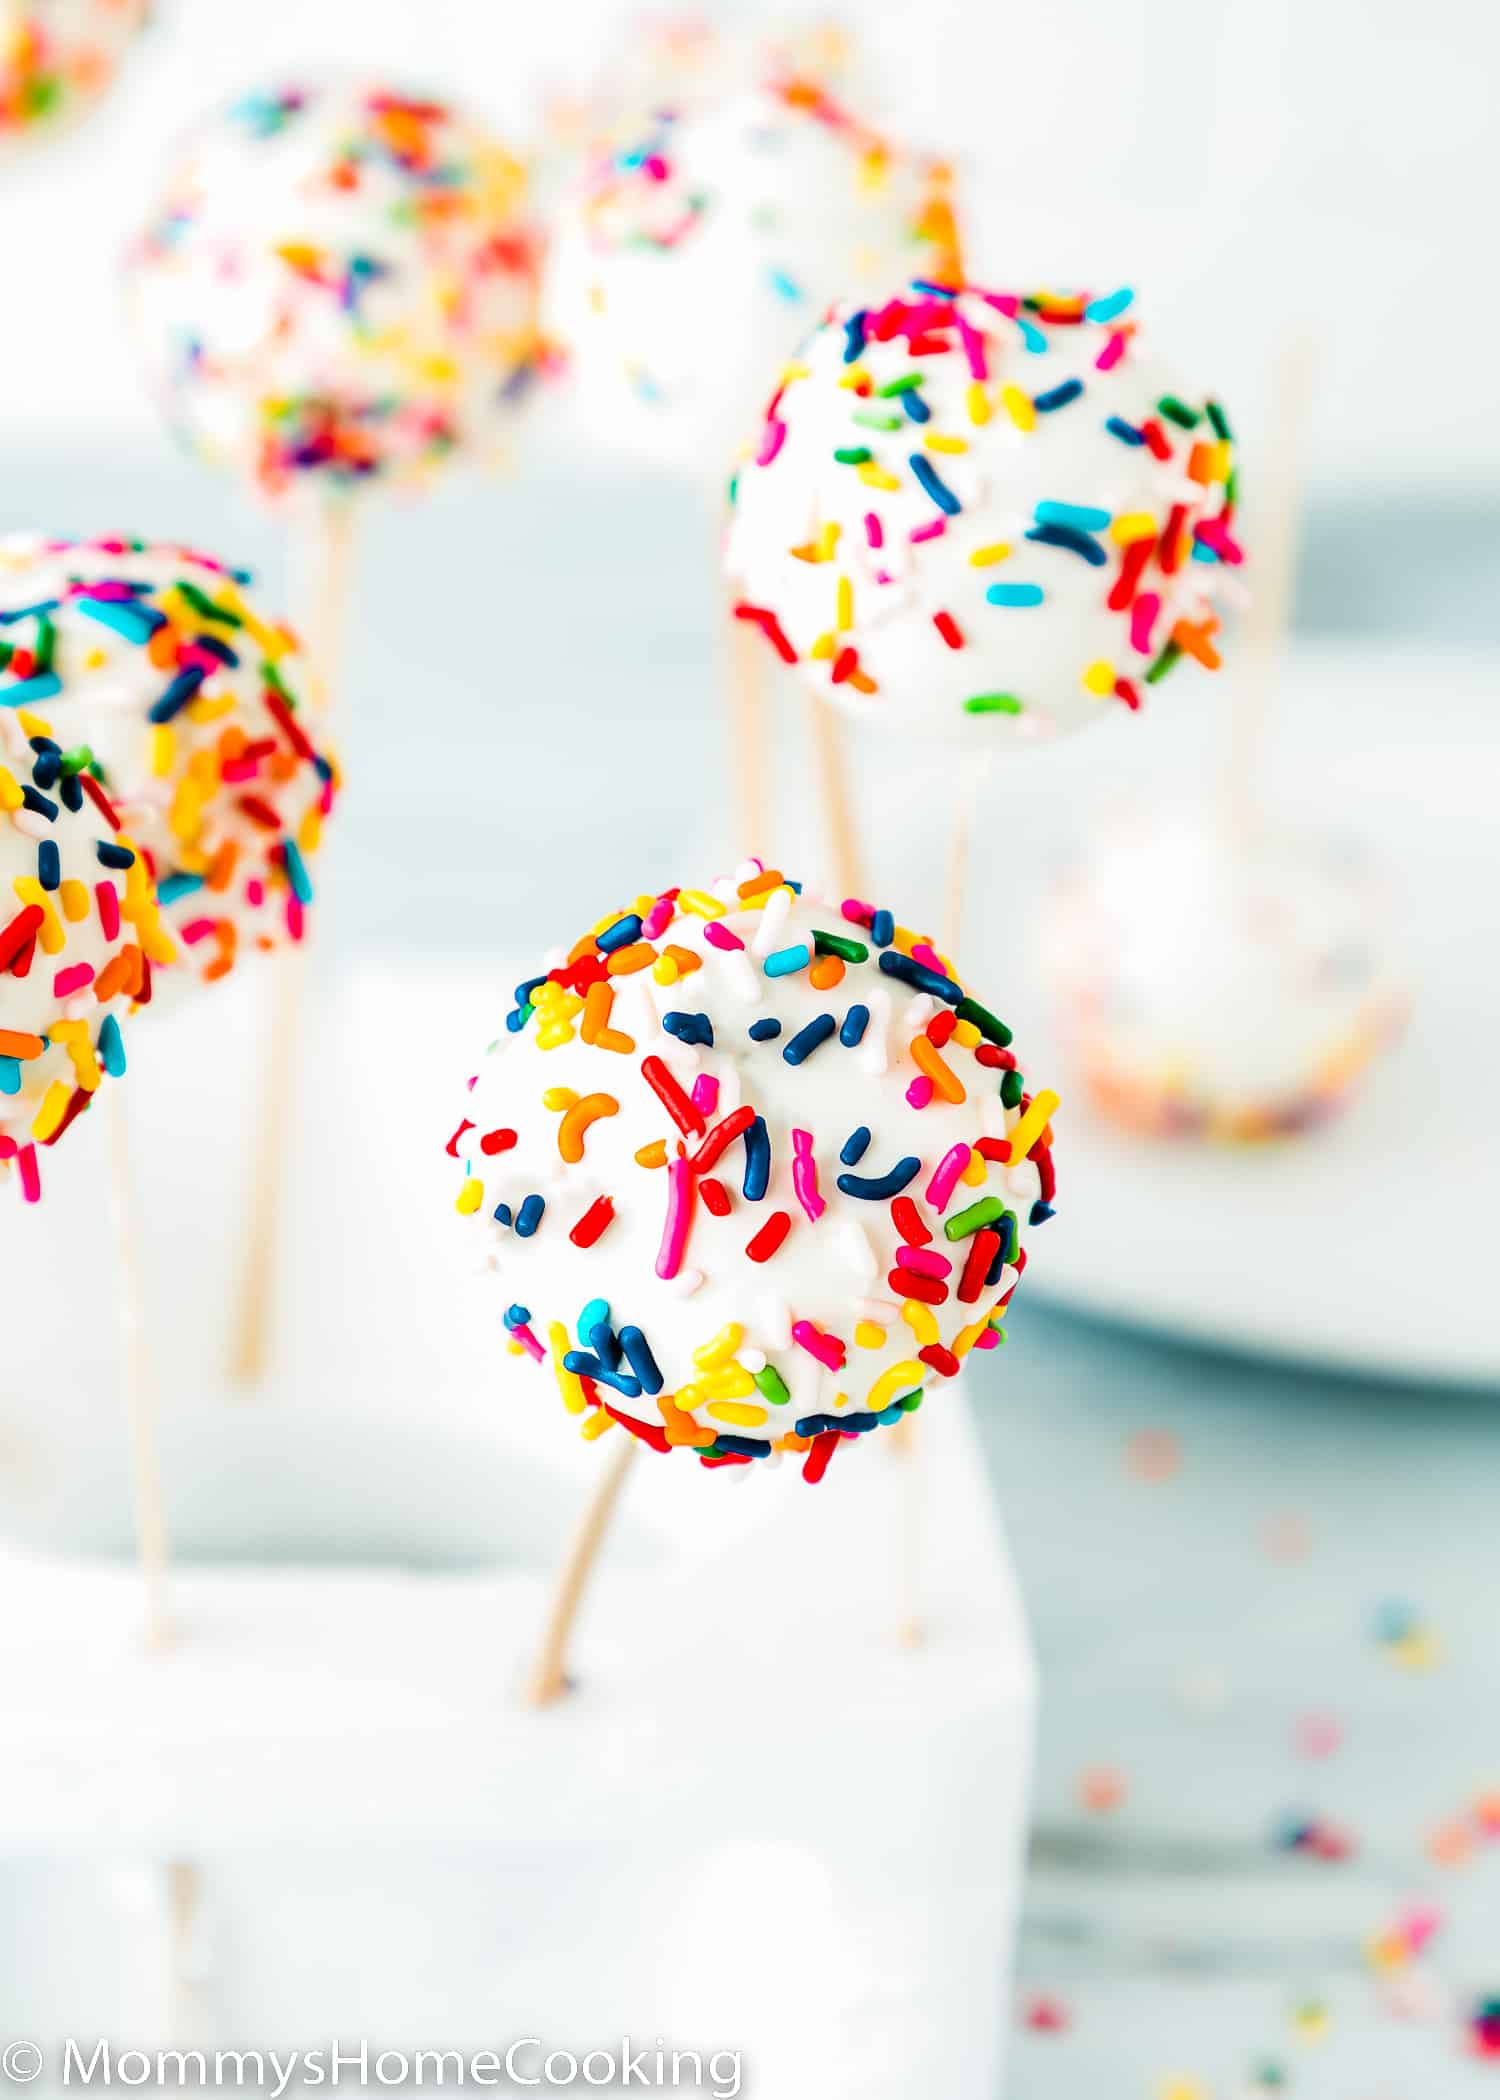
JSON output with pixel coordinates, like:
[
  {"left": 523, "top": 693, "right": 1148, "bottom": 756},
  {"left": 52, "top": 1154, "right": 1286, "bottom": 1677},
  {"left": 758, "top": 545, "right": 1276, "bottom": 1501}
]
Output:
[
  {"left": 126, "top": 78, "right": 542, "bottom": 503},
  {"left": 1041, "top": 814, "right": 1410, "bottom": 1141},
  {"left": 543, "top": 78, "right": 959, "bottom": 474},
  {"left": 449, "top": 864, "right": 1057, "bottom": 1480},
  {"left": 727, "top": 279, "right": 1238, "bottom": 743},
  {"left": 0, "top": 703, "right": 174, "bottom": 1199},
  {"left": 0, "top": 536, "right": 338, "bottom": 990},
  {"left": 0, "top": 0, "right": 146, "bottom": 142}
]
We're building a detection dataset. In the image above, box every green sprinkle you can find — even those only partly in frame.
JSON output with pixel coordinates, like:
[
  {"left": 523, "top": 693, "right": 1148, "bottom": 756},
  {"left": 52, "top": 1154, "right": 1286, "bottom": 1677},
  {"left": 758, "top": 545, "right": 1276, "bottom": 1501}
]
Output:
[
  {"left": 895, "top": 1389, "right": 924, "bottom": 1412},
  {"left": 33, "top": 617, "right": 56, "bottom": 674},
  {"left": 833, "top": 445, "right": 872, "bottom": 465},
  {"left": 988, "top": 1326, "right": 1008, "bottom": 1346},
  {"left": 58, "top": 746, "right": 94, "bottom": 776},
  {"left": 876, "top": 373, "right": 925, "bottom": 396},
  {"left": 1156, "top": 395, "right": 1201, "bottom": 430},
  {"left": 813, "top": 929, "right": 869, "bottom": 963},
  {"left": 1205, "top": 399, "right": 1233, "bottom": 440},
  {"left": 1144, "top": 640, "right": 1183, "bottom": 685},
  {"left": 754, "top": 1365, "right": 791, "bottom": 1406},
  {"left": 852, "top": 409, "right": 904, "bottom": 431},
  {"left": 963, "top": 693, "right": 1024, "bottom": 715},
  {"left": 1000, "top": 1069, "right": 1024, "bottom": 1109},
  {"left": 176, "top": 581, "right": 243, "bottom": 627},
  {"left": 955, "top": 996, "right": 1012, "bottom": 1047},
  {"left": 262, "top": 658, "right": 294, "bottom": 701},
  {"left": 944, "top": 1196, "right": 1007, "bottom": 1243}
]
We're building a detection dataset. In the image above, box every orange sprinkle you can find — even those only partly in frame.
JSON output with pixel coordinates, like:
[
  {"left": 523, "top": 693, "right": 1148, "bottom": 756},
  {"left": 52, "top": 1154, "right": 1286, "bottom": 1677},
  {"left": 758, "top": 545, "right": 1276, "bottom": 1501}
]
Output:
[
  {"left": 605, "top": 940, "right": 657, "bottom": 976},
  {"left": 738, "top": 867, "right": 785, "bottom": 902},
  {"left": 809, "top": 954, "right": 845, "bottom": 991},
  {"left": 910, "top": 1033, "right": 966, "bottom": 1104}
]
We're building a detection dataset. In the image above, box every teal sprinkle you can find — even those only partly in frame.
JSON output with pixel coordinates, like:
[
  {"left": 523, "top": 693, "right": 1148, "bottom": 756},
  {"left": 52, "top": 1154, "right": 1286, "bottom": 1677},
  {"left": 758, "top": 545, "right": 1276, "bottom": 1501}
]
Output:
[
  {"left": 1084, "top": 286, "right": 1134, "bottom": 323},
  {"left": 97, "top": 1014, "right": 126, "bottom": 1079},
  {"left": 986, "top": 583, "right": 1044, "bottom": 608},
  {"left": 282, "top": 838, "right": 313, "bottom": 905}
]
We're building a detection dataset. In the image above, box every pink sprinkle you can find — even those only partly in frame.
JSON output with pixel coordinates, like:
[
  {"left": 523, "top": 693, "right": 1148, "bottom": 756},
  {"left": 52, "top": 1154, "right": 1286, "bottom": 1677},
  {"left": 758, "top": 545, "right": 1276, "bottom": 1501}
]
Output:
[
  {"left": 691, "top": 1073, "right": 719, "bottom": 1116},
  {"left": 703, "top": 921, "right": 744, "bottom": 951},
  {"left": 1195, "top": 517, "right": 1243, "bottom": 564},
  {"left": 910, "top": 518, "right": 946, "bottom": 544},
  {"left": 925, "top": 1141, "right": 972, "bottom": 1214},
  {"left": 179, "top": 917, "right": 217, "bottom": 945},
  {"left": 841, "top": 897, "right": 875, "bottom": 928},
  {"left": 980, "top": 291, "right": 1021, "bottom": 319},
  {"left": 910, "top": 941, "right": 947, "bottom": 973},
  {"left": 896, "top": 1244, "right": 952, "bottom": 1280},
  {"left": 792, "top": 1318, "right": 846, "bottom": 1372},
  {"left": 974, "top": 1325, "right": 1002, "bottom": 1350},
  {"left": 955, "top": 311, "right": 988, "bottom": 381},
  {"left": 655, "top": 1157, "right": 693, "bottom": 1279},
  {"left": 509, "top": 1322, "right": 546, "bottom": 1364},
  {"left": 95, "top": 881, "right": 119, "bottom": 942},
  {"left": 246, "top": 878, "right": 265, "bottom": 908},
  {"left": 18, "top": 1143, "right": 41, "bottom": 1203},
  {"left": 756, "top": 417, "right": 787, "bottom": 468},
  {"left": 1130, "top": 591, "right": 1161, "bottom": 656},
  {"left": 1096, "top": 330, "right": 1126, "bottom": 372},
  {"left": 642, "top": 895, "right": 675, "bottom": 940},
  {"left": 52, "top": 962, "right": 94, "bottom": 999},
  {"left": 906, "top": 1075, "right": 935, "bottom": 1109},
  {"left": 791, "top": 1127, "right": 825, "bottom": 1222},
  {"left": 221, "top": 758, "right": 261, "bottom": 783},
  {"left": 642, "top": 154, "right": 669, "bottom": 181},
  {"left": 287, "top": 895, "right": 305, "bottom": 942},
  {"left": 863, "top": 511, "right": 883, "bottom": 549},
  {"left": 874, "top": 568, "right": 894, "bottom": 585}
]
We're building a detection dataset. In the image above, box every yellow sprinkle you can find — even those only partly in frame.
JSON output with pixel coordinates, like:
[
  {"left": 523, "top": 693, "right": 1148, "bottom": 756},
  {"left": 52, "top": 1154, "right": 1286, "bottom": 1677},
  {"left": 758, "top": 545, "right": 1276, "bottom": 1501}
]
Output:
[
  {"left": 926, "top": 434, "right": 968, "bottom": 454},
  {"left": 953, "top": 1018, "right": 981, "bottom": 1049},
  {"left": 0, "top": 767, "right": 22, "bottom": 812},
  {"left": 652, "top": 954, "right": 680, "bottom": 985},
  {"left": 960, "top": 1149, "right": 988, "bottom": 1186},
  {"left": 675, "top": 888, "right": 722, "bottom": 919},
  {"left": 548, "top": 1322, "right": 588, "bottom": 1415},
  {"left": 706, "top": 1400, "right": 769, "bottom": 1428},
  {"left": 966, "top": 382, "right": 992, "bottom": 426},
  {"left": 1082, "top": 659, "right": 1117, "bottom": 696},
  {"left": 900, "top": 1299, "right": 939, "bottom": 1347},
  {"left": 809, "top": 631, "right": 835, "bottom": 661},
  {"left": 839, "top": 364, "right": 872, "bottom": 391},
  {"left": 952, "top": 1318, "right": 990, "bottom": 1359},
  {"left": 589, "top": 904, "right": 632, "bottom": 938},
  {"left": 1000, "top": 384, "right": 1035, "bottom": 432},
  {"left": 1004, "top": 1087, "right": 1061, "bottom": 1164},
  {"left": 693, "top": 1322, "right": 745, "bottom": 1372},
  {"left": 455, "top": 1178, "right": 484, "bottom": 1216},
  {"left": 1109, "top": 511, "right": 1158, "bottom": 545},
  {"left": 83, "top": 646, "right": 107, "bottom": 670},
  {"left": 968, "top": 543, "right": 1011, "bottom": 567},
  {"left": 856, "top": 462, "right": 901, "bottom": 491},
  {"left": 866, "top": 1360, "right": 925, "bottom": 1413},
  {"left": 698, "top": 1365, "right": 756, "bottom": 1401},
  {"left": 15, "top": 709, "right": 52, "bottom": 740},
  {"left": 30, "top": 1080, "right": 73, "bottom": 1144},
  {"left": 634, "top": 1139, "right": 669, "bottom": 1169},
  {"left": 817, "top": 522, "right": 841, "bottom": 560},
  {"left": 58, "top": 879, "right": 89, "bottom": 924},
  {"left": 580, "top": 1407, "right": 615, "bottom": 1440},
  {"left": 835, "top": 575, "right": 853, "bottom": 630},
  {"left": 12, "top": 880, "right": 63, "bottom": 954},
  {"left": 854, "top": 1320, "right": 886, "bottom": 1350},
  {"left": 542, "top": 1086, "right": 578, "bottom": 1112}
]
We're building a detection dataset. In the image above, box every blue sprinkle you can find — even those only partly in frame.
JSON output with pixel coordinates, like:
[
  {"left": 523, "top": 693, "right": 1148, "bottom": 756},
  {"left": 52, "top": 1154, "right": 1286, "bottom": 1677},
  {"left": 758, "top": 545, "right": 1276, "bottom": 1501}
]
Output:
[
  {"left": 869, "top": 909, "right": 895, "bottom": 948},
  {"left": 515, "top": 1194, "right": 545, "bottom": 1238},
  {"left": 36, "top": 839, "right": 59, "bottom": 891},
  {"left": 562, "top": 1352, "right": 642, "bottom": 1400},
  {"left": 577, "top": 1297, "right": 610, "bottom": 1346},
  {"left": 492, "top": 1202, "right": 513, "bottom": 1227},
  {"left": 58, "top": 772, "right": 83, "bottom": 814},
  {"left": 748, "top": 1017, "right": 782, "bottom": 1042},
  {"left": 998, "top": 1212, "right": 1018, "bottom": 1264},
  {"left": 95, "top": 839, "right": 135, "bottom": 872},
  {"left": 1106, "top": 415, "right": 1145, "bottom": 446},
  {"left": 0, "top": 598, "right": 59, "bottom": 627},
  {"left": 97, "top": 1013, "right": 126, "bottom": 1079},
  {"left": 1016, "top": 316, "right": 1048, "bottom": 354},
  {"left": 1034, "top": 378, "right": 1085, "bottom": 413},
  {"left": 0, "top": 672, "right": 62, "bottom": 708},
  {"left": 282, "top": 838, "right": 313, "bottom": 905},
  {"left": 1035, "top": 500, "right": 1112, "bottom": 532},
  {"left": 596, "top": 913, "right": 642, "bottom": 954},
  {"left": 76, "top": 595, "right": 166, "bottom": 645},
  {"left": 902, "top": 389, "right": 931, "bottom": 425},
  {"left": 839, "top": 1004, "right": 869, "bottom": 1047},
  {"left": 909, "top": 279, "right": 959, "bottom": 298},
  {"left": 878, "top": 950, "right": 962, "bottom": 1003},
  {"left": 1029, "top": 1200, "right": 1056, "bottom": 1225},
  {"left": 513, "top": 974, "right": 546, "bottom": 1007},
  {"left": 984, "top": 1242, "right": 1007, "bottom": 1289},
  {"left": 987, "top": 582, "right": 1045, "bottom": 607},
  {"left": 796, "top": 1407, "right": 905, "bottom": 1438},
  {"left": 156, "top": 871, "right": 203, "bottom": 906},
  {"left": 504, "top": 1007, "right": 531, "bottom": 1034},
  {"left": 30, "top": 747, "right": 59, "bottom": 788},
  {"left": 503, "top": 1304, "right": 532, "bottom": 1331},
  {"left": 662, "top": 1010, "right": 714, "bottom": 1047},
  {"left": 843, "top": 310, "right": 868, "bottom": 364},
  {"left": 768, "top": 266, "right": 803, "bottom": 302},
  {"left": 0, "top": 1057, "right": 20, "bottom": 1096},
  {"left": 710, "top": 1435, "right": 772, "bottom": 1459},
  {"left": 1026, "top": 522, "right": 1108, "bottom": 567},
  {"left": 1085, "top": 286, "right": 1134, "bottom": 323},
  {"left": 742, "top": 1115, "right": 771, "bottom": 1200},
  {"left": 20, "top": 785, "right": 57, "bottom": 821},
  {"left": 782, "top": 1014, "right": 836, "bottom": 1066},
  {"left": 619, "top": 1325, "right": 664, "bottom": 1395},
  {"left": 909, "top": 452, "right": 961, "bottom": 515},
  {"left": 837, "top": 1155, "right": 921, "bottom": 1201},
  {"left": 147, "top": 665, "right": 207, "bottom": 724},
  {"left": 588, "top": 1319, "right": 623, "bottom": 1372},
  {"left": 764, "top": 942, "right": 812, "bottom": 978},
  {"left": 840, "top": 1126, "right": 871, "bottom": 1165}
]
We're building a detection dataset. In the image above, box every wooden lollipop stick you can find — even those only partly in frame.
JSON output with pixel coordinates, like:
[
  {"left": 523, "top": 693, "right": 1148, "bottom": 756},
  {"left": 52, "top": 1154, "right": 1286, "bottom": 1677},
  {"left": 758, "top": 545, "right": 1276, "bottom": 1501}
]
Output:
[
  {"left": 106, "top": 1087, "right": 173, "bottom": 1650},
  {"left": 525, "top": 1433, "right": 639, "bottom": 1707},
  {"left": 1225, "top": 335, "right": 1316, "bottom": 850},
  {"left": 727, "top": 598, "right": 771, "bottom": 864},
  {"left": 164, "top": 1860, "right": 205, "bottom": 2042},
  {"left": 943, "top": 753, "right": 992, "bottom": 959},
  {"left": 805, "top": 691, "right": 865, "bottom": 902},
  {"left": 226, "top": 497, "right": 356, "bottom": 1386}
]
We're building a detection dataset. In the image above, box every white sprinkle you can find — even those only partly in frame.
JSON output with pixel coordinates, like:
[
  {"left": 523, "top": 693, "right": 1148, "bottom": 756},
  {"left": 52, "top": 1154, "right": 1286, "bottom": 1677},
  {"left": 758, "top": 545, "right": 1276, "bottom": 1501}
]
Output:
[
  {"left": 903, "top": 993, "right": 937, "bottom": 1030},
  {"left": 835, "top": 1218, "right": 878, "bottom": 1284},
  {"left": 739, "top": 1346, "right": 767, "bottom": 1373},
  {"left": 667, "top": 1267, "right": 704, "bottom": 1297},
  {"left": 750, "top": 884, "right": 792, "bottom": 957},
  {"left": 859, "top": 987, "right": 892, "bottom": 1075}
]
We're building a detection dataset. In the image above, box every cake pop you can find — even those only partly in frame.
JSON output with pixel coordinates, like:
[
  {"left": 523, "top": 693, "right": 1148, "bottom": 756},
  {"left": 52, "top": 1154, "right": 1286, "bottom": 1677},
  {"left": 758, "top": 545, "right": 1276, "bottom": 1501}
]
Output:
[
  {"left": 126, "top": 77, "right": 542, "bottom": 502},
  {"left": 0, "top": 535, "right": 338, "bottom": 991},
  {"left": 726, "top": 279, "right": 1238, "bottom": 742},
  {"left": 1041, "top": 813, "right": 1409, "bottom": 1141},
  {"left": 450, "top": 865, "right": 1056, "bottom": 1482},
  {"left": 544, "top": 79, "right": 960, "bottom": 474},
  {"left": 0, "top": 701, "right": 173, "bottom": 1200},
  {"left": 0, "top": 0, "right": 146, "bottom": 142}
]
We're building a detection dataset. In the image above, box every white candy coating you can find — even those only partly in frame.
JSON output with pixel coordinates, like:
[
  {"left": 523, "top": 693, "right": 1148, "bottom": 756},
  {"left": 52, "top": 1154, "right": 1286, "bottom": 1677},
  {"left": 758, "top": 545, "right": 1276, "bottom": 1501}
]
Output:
[
  {"left": 1041, "top": 815, "right": 1410, "bottom": 1140},
  {"left": 452, "top": 870, "right": 1055, "bottom": 1475},
  {"left": 726, "top": 282, "right": 1238, "bottom": 743},
  {"left": 543, "top": 82, "right": 957, "bottom": 474},
  {"left": 127, "top": 78, "right": 541, "bottom": 502}
]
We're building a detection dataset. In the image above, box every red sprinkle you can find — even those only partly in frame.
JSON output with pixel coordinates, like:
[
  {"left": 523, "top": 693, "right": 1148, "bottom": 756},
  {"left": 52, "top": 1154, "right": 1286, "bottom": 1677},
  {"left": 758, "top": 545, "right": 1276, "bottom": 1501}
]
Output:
[
  {"left": 926, "top": 1009, "right": 957, "bottom": 1048},
  {"left": 641, "top": 1054, "right": 706, "bottom": 1139},
  {"left": 1107, "top": 536, "right": 1154, "bottom": 612},
  {"left": 569, "top": 1194, "right": 615, "bottom": 1248},
  {"left": 1140, "top": 417, "right": 1173, "bottom": 462},
  {"left": 602, "top": 1403, "right": 671, "bottom": 1453},
  {"left": 79, "top": 771, "right": 123, "bottom": 831},
  {"left": 891, "top": 1194, "right": 931, "bottom": 1246},
  {"left": 918, "top": 1344, "right": 961, "bottom": 1378},
  {"left": 958, "top": 1227, "right": 1002, "bottom": 1304},
  {"left": 803, "top": 1431, "right": 840, "bottom": 1485},
  {"left": 733, "top": 602, "right": 797, "bottom": 665},
  {"left": 888, "top": 1267, "right": 948, "bottom": 1306},
  {"left": 0, "top": 905, "right": 44, "bottom": 973},
  {"left": 690, "top": 1102, "right": 755, "bottom": 1171},
  {"left": 480, "top": 1126, "right": 518, "bottom": 1155},
  {"left": 745, "top": 1210, "right": 792, "bottom": 1264},
  {"left": 830, "top": 646, "right": 859, "bottom": 685},
  {"left": 444, "top": 1118, "right": 474, "bottom": 1158},
  {"left": 700, "top": 1177, "right": 731, "bottom": 1218},
  {"left": 1113, "top": 677, "right": 1141, "bottom": 711},
  {"left": 933, "top": 610, "right": 964, "bottom": 650}
]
